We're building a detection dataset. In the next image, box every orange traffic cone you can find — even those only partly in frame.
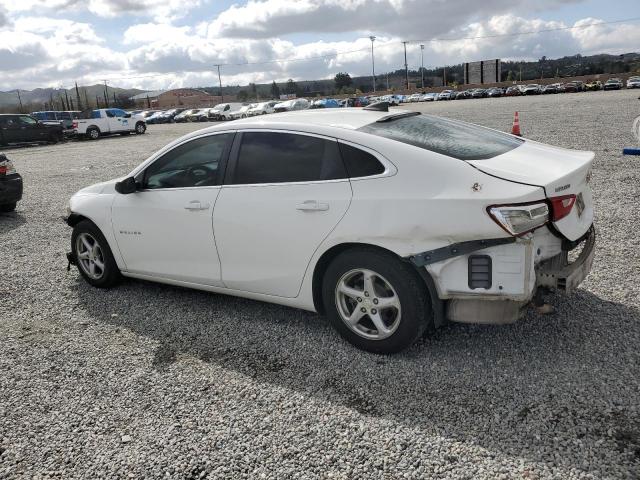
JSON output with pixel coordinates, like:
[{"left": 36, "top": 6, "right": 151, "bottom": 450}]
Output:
[{"left": 511, "top": 111, "right": 522, "bottom": 137}]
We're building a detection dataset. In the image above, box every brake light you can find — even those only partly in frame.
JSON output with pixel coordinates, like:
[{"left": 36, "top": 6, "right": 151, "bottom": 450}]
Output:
[
  {"left": 487, "top": 202, "right": 549, "bottom": 236},
  {"left": 0, "top": 158, "right": 15, "bottom": 176},
  {"left": 72, "top": 121, "right": 78, "bottom": 129},
  {"left": 549, "top": 194, "right": 576, "bottom": 221}
]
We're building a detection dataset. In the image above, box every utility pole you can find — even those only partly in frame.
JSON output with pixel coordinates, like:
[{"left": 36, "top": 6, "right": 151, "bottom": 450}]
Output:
[
  {"left": 402, "top": 41, "right": 409, "bottom": 90},
  {"left": 443, "top": 66, "right": 447, "bottom": 87},
  {"left": 386, "top": 73, "right": 389, "bottom": 91},
  {"left": 215, "top": 65, "right": 224, "bottom": 102},
  {"left": 16, "top": 90, "right": 23, "bottom": 113},
  {"left": 103, "top": 80, "right": 109, "bottom": 108},
  {"left": 420, "top": 44, "right": 425, "bottom": 90},
  {"left": 369, "top": 36, "right": 376, "bottom": 93},
  {"left": 75, "top": 82, "right": 82, "bottom": 111}
]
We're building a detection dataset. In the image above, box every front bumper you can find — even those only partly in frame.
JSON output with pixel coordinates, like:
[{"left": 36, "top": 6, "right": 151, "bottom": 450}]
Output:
[{"left": 0, "top": 173, "right": 23, "bottom": 205}]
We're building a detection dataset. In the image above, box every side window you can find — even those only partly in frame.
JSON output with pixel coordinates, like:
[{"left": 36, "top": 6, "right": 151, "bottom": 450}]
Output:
[
  {"left": 111, "top": 109, "right": 126, "bottom": 117},
  {"left": 18, "top": 116, "right": 38, "bottom": 126},
  {"left": 105, "top": 110, "right": 115, "bottom": 118},
  {"left": 91, "top": 110, "right": 101, "bottom": 119},
  {"left": 143, "top": 133, "right": 233, "bottom": 189},
  {"left": 338, "top": 143, "right": 385, "bottom": 178},
  {"left": 232, "top": 132, "right": 347, "bottom": 185}
]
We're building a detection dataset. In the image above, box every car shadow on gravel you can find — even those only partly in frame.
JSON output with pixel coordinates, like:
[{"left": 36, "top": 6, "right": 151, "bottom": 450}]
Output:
[
  {"left": 0, "top": 211, "right": 27, "bottom": 233},
  {"left": 73, "top": 278, "right": 640, "bottom": 471}
]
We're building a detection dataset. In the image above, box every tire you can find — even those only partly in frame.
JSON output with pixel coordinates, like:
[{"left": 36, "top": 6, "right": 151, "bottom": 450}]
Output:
[
  {"left": 135, "top": 122, "right": 146, "bottom": 134},
  {"left": 0, "top": 202, "right": 16, "bottom": 212},
  {"left": 71, "top": 220, "right": 122, "bottom": 288},
  {"left": 87, "top": 127, "right": 100, "bottom": 140},
  {"left": 48, "top": 132, "right": 62, "bottom": 144},
  {"left": 322, "top": 248, "right": 431, "bottom": 354}
]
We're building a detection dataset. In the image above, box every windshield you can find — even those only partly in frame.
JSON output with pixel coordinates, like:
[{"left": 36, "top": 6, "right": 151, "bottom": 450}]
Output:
[{"left": 358, "top": 114, "right": 523, "bottom": 161}]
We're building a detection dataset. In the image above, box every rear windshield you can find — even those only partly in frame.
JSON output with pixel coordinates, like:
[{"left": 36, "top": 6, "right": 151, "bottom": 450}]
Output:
[{"left": 358, "top": 114, "right": 523, "bottom": 160}]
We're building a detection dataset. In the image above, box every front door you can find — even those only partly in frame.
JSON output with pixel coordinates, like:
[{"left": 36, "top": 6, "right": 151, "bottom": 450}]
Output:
[
  {"left": 213, "top": 131, "right": 352, "bottom": 297},
  {"left": 106, "top": 109, "right": 128, "bottom": 133},
  {"left": 111, "top": 132, "right": 234, "bottom": 285}
]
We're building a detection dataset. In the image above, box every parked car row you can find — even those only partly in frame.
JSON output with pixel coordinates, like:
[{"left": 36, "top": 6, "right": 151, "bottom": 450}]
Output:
[{"left": 390, "top": 78, "right": 636, "bottom": 102}]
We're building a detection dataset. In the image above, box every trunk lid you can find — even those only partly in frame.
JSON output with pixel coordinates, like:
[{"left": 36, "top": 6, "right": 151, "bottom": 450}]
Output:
[{"left": 468, "top": 140, "right": 594, "bottom": 241}]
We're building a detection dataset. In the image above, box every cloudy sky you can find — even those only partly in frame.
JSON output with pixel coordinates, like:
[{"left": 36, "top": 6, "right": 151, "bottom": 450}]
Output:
[{"left": 0, "top": 0, "right": 639, "bottom": 91}]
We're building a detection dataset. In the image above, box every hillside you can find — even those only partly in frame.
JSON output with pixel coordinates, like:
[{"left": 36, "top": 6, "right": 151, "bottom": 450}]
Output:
[{"left": 1, "top": 52, "right": 638, "bottom": 111}]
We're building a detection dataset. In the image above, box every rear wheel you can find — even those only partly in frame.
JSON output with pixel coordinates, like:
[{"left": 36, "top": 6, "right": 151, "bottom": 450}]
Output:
[
  {"left": 322, "top": 248, "right": 431, "bottom": 353},
  {"left": 71, "top": 220, "right": 122, "bottom": 288},
  {"left": 87, "top": 127, "right": 100, "bottom": 140},
  {"left": 48, "top": 132, "right": 62, "bottom": 144}
]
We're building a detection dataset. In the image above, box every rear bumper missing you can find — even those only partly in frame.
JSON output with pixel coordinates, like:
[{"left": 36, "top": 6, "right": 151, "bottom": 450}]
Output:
[
  {"left": 411, "top": 226, "right": 595, "bottom": 325},
  {"left": 536, "top": 226, "right": 595, "bottom": 294}
]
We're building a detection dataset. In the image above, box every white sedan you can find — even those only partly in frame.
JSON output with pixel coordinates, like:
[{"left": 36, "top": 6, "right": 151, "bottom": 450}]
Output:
[{"left": 66, "top": 104, "right": 595, "bottom": 353}]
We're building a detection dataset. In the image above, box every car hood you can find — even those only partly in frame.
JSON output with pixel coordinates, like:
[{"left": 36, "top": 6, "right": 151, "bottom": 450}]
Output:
[{"left": 75, "top": 179, "right": 119, "bottom": 195}]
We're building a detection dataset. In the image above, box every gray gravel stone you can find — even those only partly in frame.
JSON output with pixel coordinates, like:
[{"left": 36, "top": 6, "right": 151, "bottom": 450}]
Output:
[{"left": 1, "top": 89, "right": 639, "bottom": 479}]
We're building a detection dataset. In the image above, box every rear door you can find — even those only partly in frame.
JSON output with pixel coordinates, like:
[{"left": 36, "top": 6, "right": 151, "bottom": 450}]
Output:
[
  {"left": 213, "top": 130, "right": 352, "bottom": 297},
  {"left": 0, "top": 116, "right": 21, "bottom": 143}
]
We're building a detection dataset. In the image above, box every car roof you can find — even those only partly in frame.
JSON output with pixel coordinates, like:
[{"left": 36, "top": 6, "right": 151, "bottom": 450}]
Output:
[{"left": 219, "top": 108, "right": 404, "bottom": 131}]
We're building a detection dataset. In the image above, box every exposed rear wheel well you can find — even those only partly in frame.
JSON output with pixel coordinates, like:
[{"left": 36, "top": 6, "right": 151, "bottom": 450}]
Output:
[{"left": 312, "top": 243, "right": 443, "bottom": 327}]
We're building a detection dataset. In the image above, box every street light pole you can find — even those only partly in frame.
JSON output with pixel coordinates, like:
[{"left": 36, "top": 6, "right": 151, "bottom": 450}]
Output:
[
  {"left": 420, "top": 44, "right": 425, "bottom": 90},
  {"left": 215, "top": 64, "right": 224, "bottom": 102},
  {"left": 369, "top": 36, "right": 376, "bottom": 93},
  {"left": 402, "top": 41, "right": 409, "bottom": 90}
]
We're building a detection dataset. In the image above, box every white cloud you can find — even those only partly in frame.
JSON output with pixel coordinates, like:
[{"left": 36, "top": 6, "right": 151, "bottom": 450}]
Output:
[
  {"left": 206, "top": 0, "right": 581, "bottom": 39},
  {"left": 123, "top": 23, "right": 192, "bottom": 45},
  {"left": 2, "top": 0, "right": 202, "bottom": 21},
  {"left": 0, "top": 0, "right": 637, "bottom": 92}
]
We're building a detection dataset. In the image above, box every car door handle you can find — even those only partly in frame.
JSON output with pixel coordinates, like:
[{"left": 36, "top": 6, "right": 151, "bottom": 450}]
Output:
[
  {"left": 184, "top": 200, "right": 210, "bottom": 211},
  {"left": 296, "top": 200, "right": 329, "bottom": 211}
]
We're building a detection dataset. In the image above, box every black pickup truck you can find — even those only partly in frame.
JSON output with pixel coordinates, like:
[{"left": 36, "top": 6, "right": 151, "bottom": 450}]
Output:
[{"left": 0, "top": 114, "right": 64, "bottom": 146}]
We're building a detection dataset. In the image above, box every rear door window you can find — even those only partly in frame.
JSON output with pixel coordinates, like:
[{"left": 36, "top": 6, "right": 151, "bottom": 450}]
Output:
[
  {"left": 358, "top": 114, "right": 523, "bottom": 160},
  {"left": 232, "top": 132, "right": 346, "bottom": 184},
  {"left": 338, "top": 143, "right": 385, "bottom": 177}
]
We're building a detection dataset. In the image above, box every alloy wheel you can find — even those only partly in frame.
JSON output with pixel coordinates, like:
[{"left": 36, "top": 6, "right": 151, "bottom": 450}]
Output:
[
  {"left": 335, "top": 268, "right": 402, "bottom": 340},
  {"left": 75, "top": 233, "right": 105, "bottom": 280}
]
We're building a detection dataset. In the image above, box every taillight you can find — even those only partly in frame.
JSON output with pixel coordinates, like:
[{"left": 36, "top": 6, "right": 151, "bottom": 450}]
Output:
[
  {"left": 72, "top": 121, "right": 78, "bottom": 129},
  {"left": 487, "top": 202, "right": 549, "bottom": 236},
  {"left": 0, "top": 158, "right": 15, "bottom": 176},
  {"left": 549, "top": 194, "right": 576, "bottom": 221}
]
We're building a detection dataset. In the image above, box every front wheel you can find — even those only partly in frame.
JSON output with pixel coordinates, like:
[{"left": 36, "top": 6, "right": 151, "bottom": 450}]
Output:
[
  {"left": 322, "top": 248, "right": 431, "bottom": 353},
  {"left": 135, "top": 122, "right": 146, "bottom": 134},
  {"left": 71, "top": 220, "right": 122, "bottom": 288}
]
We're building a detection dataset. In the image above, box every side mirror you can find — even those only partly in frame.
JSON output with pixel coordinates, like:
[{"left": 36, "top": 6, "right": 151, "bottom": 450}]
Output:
[
  {"left": 124, "top": 113, "right": 131, "bottom": 118},
  {"left": 115, "top": 177, "right": 138, "bottom": 194}
]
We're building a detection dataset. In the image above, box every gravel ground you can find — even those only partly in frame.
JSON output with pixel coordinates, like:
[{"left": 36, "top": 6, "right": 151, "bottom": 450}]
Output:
[{"left": 1, "top": 90, "right": 639, "bottom": 479}]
